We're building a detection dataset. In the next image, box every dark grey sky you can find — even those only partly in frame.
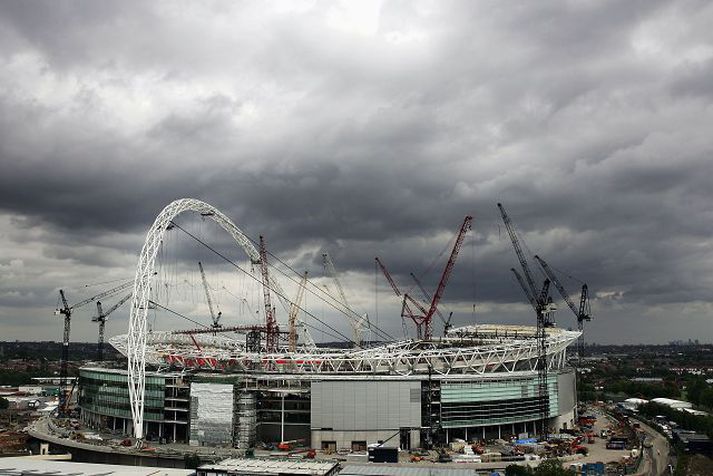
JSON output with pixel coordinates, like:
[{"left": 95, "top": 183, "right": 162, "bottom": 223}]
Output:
[{"left": 1, "top": 1, "right": 712, "bottom": 344}]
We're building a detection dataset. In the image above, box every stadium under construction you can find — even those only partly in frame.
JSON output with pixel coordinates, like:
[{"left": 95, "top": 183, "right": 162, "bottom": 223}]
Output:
[{"left": 71, "top": 199, "right": 584, "bottom": 452}]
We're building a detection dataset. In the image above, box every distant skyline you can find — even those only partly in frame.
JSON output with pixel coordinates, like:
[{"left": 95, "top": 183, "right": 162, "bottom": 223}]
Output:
[{"left": 1, "top": 1, "right": 713, "bottom": 344}]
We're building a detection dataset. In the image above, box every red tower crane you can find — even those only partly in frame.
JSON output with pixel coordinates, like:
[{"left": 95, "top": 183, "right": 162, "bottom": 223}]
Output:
[
  {"left": 375, "top": 257, "right": 427, "bottom": 338},
  {"left": 375, "top": 216, "right": 471, "bottom": 340},
  {"left": 420, "top": 216, "right": 472, "bottom": 340}
]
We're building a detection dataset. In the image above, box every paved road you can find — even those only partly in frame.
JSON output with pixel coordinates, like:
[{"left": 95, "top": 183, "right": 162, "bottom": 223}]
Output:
[{"left": 631, "top": 418, "right": 670, "bottom": 476}]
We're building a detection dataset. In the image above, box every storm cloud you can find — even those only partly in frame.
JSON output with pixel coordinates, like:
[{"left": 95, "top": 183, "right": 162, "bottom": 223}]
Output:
[{"left": 1, "top": 1, "right": 713, "bottom": 344}]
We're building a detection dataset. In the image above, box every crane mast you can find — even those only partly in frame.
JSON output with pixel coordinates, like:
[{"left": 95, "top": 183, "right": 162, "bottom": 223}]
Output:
[
  {"left": 93, "top": 292, "right": 132, "bottom": 361},
  {"left": 55, "top": 280, "right": 132, "bottom": 416},
  {"left": 578, "top": 284, "right": 591, "bottom": 332},
  {"left": 259, "top": 236, "right": 279, "bottom": 353},
  {"left": 198, "top": 261, "right": 222, "bottom": 330},
  {"left": 288, "top": 272, "right": 308, "bottom": 352},
  {"left": 57, "top": 290, "right": 71, "bottom": 416},
  {"left": 498, "top": 204, "right": 553, "bottom": 439}
]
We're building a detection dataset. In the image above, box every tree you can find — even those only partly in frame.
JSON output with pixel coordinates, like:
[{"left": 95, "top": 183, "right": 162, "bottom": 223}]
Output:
[
  {"left": 504, "top": 460, "right": 576, "bottom": 476},
  {"left": 534, "top": 459, "right": 576, "bottom": 476},
  {"left": 686, "top": 378, "right": 706, "bottom": 405},
  {"left": 505, "top": 464, "right": 532, "bottom": 476}
]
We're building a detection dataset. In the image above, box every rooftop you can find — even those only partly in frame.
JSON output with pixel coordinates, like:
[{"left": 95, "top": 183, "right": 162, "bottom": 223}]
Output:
[
  {"left": 0, "top": 457, "right": 193, "bottom": 476},
  {"left": 197, "top": 459, "right": 338, "bottom": 476},
  {"left": 340, "top": 465, "right": 489, "bottom": 476}
]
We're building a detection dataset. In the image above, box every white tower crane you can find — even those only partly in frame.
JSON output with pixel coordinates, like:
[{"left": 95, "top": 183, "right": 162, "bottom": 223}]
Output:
[
  {"left": 322, "top": 252, "right": 368, "bottom": 346},
  {"left": 198, "top": 261, "right": 222, "bottom": 331}
]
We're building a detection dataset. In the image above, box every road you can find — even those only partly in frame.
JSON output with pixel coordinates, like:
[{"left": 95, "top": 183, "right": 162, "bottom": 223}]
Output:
[{"left": 631, "top": 418, "right": 670, "bottom": 476}]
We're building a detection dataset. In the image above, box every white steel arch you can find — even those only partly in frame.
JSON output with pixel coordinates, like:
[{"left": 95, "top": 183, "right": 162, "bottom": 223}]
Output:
[{"left": 127, "top": 198, "right": 262, "bottom": 439}]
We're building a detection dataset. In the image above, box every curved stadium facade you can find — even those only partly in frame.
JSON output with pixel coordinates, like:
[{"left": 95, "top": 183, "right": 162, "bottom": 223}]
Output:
[{"left": 78, "top": 324, "right": 579, "bottom": 450}]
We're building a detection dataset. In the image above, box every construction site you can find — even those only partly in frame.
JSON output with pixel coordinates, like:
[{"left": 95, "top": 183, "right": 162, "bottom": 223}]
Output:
[{"left": 27, "top": 198, "right": 614, "bottom": 472}]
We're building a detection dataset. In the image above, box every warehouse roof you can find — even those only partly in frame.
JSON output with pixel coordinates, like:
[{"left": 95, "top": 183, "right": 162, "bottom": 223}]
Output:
[
  {"left": 340, "top": 465, "right": 484, "bottom": 476},
  {"left": 0, "top": 457, "right": 193, "bottom": 476},
  {"left": 197, "top": 458, "right": 339, "bottom": 476}
]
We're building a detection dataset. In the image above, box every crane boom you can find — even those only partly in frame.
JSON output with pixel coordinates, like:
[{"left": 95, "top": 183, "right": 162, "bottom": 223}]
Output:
[
  {"left": 410, "top": 272, "right": 446, "bottom": 323},
  {"left": 323, "top": 252, "right": 362, "bottom": 346},
  {"left": 70, "top": 280, "right": 133, "bottom": 310},
  {"left": 534, "top": 255, "right": 591, "bottom": 331},
  {"left": 497, "top": 203, "right": 539, "bottom": 300},
  {"left": 95, "top": 292, "right": 133, "bottom": 319},
  {"left": 375, "top": 257, "right": 414, "bottom": 336},
  {"left": 534, "top": 256, "right": 578, "bottom": 316},
  {"left": 511, "top": 268, "right": 537, "bottom": 311},
  {"left": 93, "top": 293, "right": 132, "bottom": 361},
  {"left": 423, "top": 215, "right": 472, "bottom": 340},
  {"left": 198, "top": 261, "right": 221, "bottom": 329},
  {"left": 375, "top": 257, "right": 402, "bottom": 296}
]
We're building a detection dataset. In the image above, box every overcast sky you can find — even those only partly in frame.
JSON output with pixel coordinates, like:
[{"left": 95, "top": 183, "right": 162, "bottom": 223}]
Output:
[{"left": 1, "top": 1, "right": 712, "bottom": 345}]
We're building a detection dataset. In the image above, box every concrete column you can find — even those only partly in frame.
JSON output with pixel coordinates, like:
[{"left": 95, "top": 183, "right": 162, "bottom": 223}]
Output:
[
  {"left": 482, "top": 427, "right": 485, "bottom": 439},
  {"left": 465, "top": 427, "right": 468, "bottom": 441},
  {"left": 446, "top": 428, "right": 449, "bottom": 444},
  {"left": 281, "top": 393, "right": 285, "bottom": 443},
  {"left": 498, "top": 425, "right": 501, "bottom": 439}
]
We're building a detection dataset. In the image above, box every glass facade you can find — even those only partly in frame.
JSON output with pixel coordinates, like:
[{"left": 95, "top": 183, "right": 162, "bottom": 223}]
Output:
[
  {"left": 440, "top": 374, "right": 560, "bottom": 428},
  {"left": 78, "top": 368, "right": 166, "bottom": 422}
]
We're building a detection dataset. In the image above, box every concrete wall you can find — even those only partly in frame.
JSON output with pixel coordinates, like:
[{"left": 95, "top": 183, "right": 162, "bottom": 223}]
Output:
[
  {"left": 311, "top": 428, "right": 420, "bottom": 451},
  {"left": 311, "top": 380, "right": 421, "bottom": 431},
  {"left": 310, "top": 380, "right": 421, "bottom": 450},
  {"left": 189, "top": 383, "right": 234, "bottom": 447},
  {"left": 557, "top": 370, "right": 576, "bottom": 416},
  {"left": 555, "top": 369, "right": 577, "bottom": 431}
]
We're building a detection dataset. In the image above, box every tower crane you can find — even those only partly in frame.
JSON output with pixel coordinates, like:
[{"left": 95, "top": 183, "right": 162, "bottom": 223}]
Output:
[
  {"left": 198, "top": 261, "right": 222, "bottom": 331},
  {"left": 498, "top": 203, "right": 554, "bottom": 439},
  {"left": 419, "top": 215, "right": 472, "bottom": 340},
  {"left": 376, "top": 216, "right": 471, "bottom": 341},
  {"left": 534, "top": 255, "right": 591, "bottom": 356},
  {"left": 534, "top": 255, "right": 591, "bottom": 332},
  {"left": 259, "top": 236, "right": 279, "bottom": 352},
  {"left": 498, "top": 204, "right": 540, "bottom": 301},
  {"left": 93, "top": 292, "right": 132, "bottom": 361},
  {"left": 323, "top": 252, "right": 367, "bottom": 346},
  {"left": 55, "top": 279, "right": 133, "bottom": 415},
  {"left": 409, "top": 272, "right": 450, "bottom": 335},
  {"left": 375, "top": 257, "right": 425, "bottom": 339},
  {"left": 288, "top": 272, "right": 308, "bottom": 352}
]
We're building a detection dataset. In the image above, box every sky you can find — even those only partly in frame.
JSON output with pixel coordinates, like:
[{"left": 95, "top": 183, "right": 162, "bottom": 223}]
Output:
[{"left": 1, "top": 0, "right": 713, "bottom": 345}]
